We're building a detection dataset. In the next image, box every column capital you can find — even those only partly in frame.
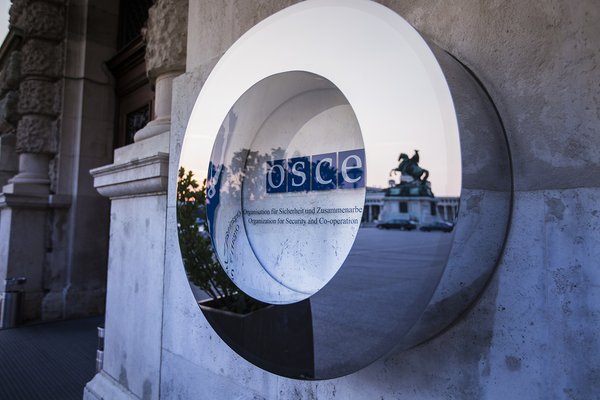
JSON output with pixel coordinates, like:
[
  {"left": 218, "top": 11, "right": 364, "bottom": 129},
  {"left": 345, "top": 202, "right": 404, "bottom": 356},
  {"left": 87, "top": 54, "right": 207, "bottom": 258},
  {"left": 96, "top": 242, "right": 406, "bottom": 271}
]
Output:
[{"left": 143, "top": 0, "right": 188, "bottom": 83}]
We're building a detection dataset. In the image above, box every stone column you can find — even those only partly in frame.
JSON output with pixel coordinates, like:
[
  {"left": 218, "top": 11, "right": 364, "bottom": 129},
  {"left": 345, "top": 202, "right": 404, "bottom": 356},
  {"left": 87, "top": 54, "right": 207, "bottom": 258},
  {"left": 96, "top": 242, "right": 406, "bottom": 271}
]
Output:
[
  {"left": 0, "top": 50, "right": 20, "bottom": 187},
  {"left": 0, "top": 0, "right": 66, "bottom": 325},
  {"left": 86, "top": 1, "right": 188, "bottom": 399},
  {"left": 9, "top": 0, "right": 64, "bottom": 192},
  {"left": 134, "top": 0, "right": 188, "bottom": 143}
]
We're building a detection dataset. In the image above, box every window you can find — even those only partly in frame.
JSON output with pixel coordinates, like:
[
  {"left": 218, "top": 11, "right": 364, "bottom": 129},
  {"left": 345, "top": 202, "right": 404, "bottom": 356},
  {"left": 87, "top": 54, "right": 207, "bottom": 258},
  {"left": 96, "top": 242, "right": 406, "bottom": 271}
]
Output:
[
  {"left": 399, "top": 202, "right": 408, "bottom": 213},
  {"left": 107, "top": 0, "right": 155, "bottom": 149}
]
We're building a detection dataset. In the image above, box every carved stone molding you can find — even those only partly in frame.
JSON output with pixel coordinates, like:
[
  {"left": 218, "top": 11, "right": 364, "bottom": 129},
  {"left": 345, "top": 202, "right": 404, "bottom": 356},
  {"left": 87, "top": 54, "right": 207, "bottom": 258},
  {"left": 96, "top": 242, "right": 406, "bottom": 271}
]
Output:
[
  {"left": 16, "top": 115, "right": 58, "bottom": 154},
  {"left": 20, "top": 39, "right": 62, "bottom": 79},
  {"left": 144, "top": 0, "right": 188, "bottom": 82},
  {"left": 91, "top": 153, "right": 169, "bottom": 199},
  {"left": 18, "top": 79, "right": 59, "bottom": 116},
  {"left": 10, "top": 0, "right": 65, "bottom": 40}
]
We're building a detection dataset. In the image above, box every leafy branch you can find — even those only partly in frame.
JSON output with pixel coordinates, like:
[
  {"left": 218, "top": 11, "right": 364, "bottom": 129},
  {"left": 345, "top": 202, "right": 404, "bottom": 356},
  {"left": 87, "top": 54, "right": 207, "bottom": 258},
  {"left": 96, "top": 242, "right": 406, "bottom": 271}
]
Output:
[{"left": 176, "top": 167, "right": 265, "bottom": 313}]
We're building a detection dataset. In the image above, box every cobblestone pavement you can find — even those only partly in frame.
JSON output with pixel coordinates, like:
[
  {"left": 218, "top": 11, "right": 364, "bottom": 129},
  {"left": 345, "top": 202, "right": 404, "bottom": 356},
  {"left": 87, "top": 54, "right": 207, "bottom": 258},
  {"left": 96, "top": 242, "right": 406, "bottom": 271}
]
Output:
[{"left": 0, "top": 316, "right": 102, "bottom": 400}]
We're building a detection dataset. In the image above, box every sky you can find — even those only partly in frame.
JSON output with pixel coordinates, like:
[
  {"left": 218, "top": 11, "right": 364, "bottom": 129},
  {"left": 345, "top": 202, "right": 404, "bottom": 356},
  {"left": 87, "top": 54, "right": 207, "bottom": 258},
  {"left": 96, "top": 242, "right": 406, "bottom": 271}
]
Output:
[{"left": 0, "top": 0, "right": 8, "bottom": 41}]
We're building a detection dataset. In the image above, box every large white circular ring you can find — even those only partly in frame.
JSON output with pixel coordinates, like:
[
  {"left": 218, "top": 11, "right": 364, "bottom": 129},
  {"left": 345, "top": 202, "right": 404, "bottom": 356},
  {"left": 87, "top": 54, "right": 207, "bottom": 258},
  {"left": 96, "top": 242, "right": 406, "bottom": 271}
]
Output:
[{"left": 180, "top": 0, "right": 461, "bottom": 304}]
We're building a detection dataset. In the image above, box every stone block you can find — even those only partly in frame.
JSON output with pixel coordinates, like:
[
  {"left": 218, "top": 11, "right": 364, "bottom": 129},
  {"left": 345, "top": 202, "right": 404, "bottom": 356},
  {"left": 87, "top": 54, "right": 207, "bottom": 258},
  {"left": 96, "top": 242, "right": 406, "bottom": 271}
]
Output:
[
  {"left": 160, "top": 350, "right": 274, "bottom": 400},
  {"left": 113, "top": 132, "right": 169, "bottom": 164},
  {"left": 21, "top": 39, "right": 63, "bottom": 78},
  {"left": 18, "top": 79, "right": 60, "bottom": 116},
  {"left": 16, "top": 115, "right": 58, "bottom": 154},
  {"left": 84, "top": 372, "right": 139, "bottom": 400},
  {"left": 0, "top": 206, "right": 48, "bottom": 323},
  {"left": 186, "top": 0, "right": 299, "bottom": 72},
  {"left": 101, "top": 195, "right": 166, "bottom": 400},
  {"left": 11, "top": 1, "right": 65, "bottom": 40}
]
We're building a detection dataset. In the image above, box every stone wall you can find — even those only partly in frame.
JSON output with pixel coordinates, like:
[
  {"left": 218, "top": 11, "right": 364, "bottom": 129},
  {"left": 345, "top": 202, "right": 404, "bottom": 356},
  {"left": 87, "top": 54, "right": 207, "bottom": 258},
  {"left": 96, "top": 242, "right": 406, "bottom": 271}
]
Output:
[
  {"left": 84, "top": 1, "right": 600, "bottom": 399},
  {"left": 161, "top": 1, "right": 599, "bottom": 399}
]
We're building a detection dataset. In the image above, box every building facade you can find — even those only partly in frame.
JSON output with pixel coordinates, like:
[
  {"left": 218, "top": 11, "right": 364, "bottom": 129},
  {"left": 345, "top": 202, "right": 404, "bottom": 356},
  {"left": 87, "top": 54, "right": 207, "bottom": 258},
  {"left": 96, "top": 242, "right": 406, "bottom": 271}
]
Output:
[
  {"left": 0, "top": 0, "right": 598, "bottom": 399},
  {"left": 0, "top": 0, "right": 121, "bottom": 325},
  {"left": 88, "top": 2, "right": 600, "bottom": 399},
  {"left": 362, "top": 180, "right": 460, "bottom": 226}
]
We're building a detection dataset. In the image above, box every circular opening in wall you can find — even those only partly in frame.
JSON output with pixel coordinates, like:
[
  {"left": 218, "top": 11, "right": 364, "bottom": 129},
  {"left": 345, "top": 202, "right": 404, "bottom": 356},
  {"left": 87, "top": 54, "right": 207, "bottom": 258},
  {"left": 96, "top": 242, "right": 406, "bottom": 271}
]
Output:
[
  {"left": 206, "top": 71, "right": 365, "bottom": 304},
  {"left": 176, "top": 0, "right": 512, "bottom": 380}
]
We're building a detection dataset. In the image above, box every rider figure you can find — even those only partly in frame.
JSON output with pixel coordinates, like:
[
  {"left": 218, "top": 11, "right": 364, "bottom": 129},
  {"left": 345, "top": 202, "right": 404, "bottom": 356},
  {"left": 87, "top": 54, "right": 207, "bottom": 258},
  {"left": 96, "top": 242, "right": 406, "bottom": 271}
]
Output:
[{"left": 410, "top": 150, "right": 419, "bottom": 164}]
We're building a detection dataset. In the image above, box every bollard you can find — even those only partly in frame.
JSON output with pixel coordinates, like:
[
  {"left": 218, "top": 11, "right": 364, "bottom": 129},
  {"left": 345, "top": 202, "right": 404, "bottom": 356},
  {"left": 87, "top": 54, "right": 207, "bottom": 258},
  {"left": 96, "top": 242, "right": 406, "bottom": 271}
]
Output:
[
  {"left": 96, "top": 323, "right": 105, "bottom": 372},
  {"left": 1, "top": 277, "right": 27, "bottom": 329}
]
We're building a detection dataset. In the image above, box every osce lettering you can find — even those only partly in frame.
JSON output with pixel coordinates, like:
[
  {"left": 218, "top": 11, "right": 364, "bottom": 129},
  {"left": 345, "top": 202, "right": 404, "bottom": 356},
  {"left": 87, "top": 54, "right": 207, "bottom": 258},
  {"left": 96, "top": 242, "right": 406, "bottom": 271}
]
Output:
[{"left": 266, "top": 149, "right": 365, "bottom": 193}]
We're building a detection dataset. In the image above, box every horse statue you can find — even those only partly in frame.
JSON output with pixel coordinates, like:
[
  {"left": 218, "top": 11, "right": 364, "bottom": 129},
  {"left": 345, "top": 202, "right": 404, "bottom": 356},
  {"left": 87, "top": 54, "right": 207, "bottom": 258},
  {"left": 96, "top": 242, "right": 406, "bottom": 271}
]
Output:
[{"left": 390, "top": 150, "right": 429, "bottom": 182}]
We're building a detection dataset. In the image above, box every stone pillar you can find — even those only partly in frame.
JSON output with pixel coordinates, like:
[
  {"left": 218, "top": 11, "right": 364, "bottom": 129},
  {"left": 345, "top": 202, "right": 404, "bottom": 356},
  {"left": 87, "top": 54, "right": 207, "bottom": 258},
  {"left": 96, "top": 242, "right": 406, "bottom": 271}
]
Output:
[
  {"left": 134, "top": 0, "right": 188, "bottom": 142},
  {"left": 10, "top": 0, "right": 64, "bottom": 189},
  {"left": 0, "top": 50, "right": 20, "bottom": 187},
  {"left": 0, "top": 0, "right": 67, "bottom": 325},
  {"left": 85, "top": 0, "right": 187, "bottom": 399}
]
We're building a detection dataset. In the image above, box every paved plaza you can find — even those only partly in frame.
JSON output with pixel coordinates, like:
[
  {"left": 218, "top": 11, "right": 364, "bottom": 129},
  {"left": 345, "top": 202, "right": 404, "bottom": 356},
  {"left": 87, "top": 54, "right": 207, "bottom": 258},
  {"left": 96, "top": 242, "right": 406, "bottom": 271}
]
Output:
[{"left": 0, "top": 316, "right": 102, "bottom": 400}]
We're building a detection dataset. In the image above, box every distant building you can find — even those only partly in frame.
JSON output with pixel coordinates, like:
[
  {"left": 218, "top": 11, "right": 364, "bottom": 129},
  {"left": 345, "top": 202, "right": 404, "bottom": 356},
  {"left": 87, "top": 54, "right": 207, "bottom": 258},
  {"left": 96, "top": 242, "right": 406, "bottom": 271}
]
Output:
[{"left": 363, "top": 177, "right": 459, "bottom": 226}]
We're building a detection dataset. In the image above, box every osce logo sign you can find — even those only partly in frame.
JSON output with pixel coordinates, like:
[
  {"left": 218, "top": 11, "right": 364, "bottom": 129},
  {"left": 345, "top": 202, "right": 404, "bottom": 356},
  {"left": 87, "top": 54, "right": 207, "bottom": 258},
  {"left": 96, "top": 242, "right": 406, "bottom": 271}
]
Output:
[{"left": 266, "top": 148, "right": 365, "bottom": 193}]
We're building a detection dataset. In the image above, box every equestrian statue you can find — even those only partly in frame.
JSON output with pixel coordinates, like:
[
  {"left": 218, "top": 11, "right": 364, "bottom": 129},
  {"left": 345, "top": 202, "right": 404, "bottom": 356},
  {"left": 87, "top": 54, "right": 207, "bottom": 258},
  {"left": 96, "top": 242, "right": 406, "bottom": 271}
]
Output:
[{"left": 390, "top": 150, "right": 429, "bottom": 183}]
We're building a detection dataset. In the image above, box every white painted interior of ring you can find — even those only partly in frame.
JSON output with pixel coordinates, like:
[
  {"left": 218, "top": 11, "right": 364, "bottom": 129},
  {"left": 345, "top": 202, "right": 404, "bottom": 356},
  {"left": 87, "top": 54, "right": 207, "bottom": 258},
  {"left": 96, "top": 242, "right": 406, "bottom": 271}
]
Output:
[
  {"left": 206, "top": 73, "right": 365, "bottom": 303},
  {"left": 239, "top": 78, "right": 365, "bottom": 297},
  {"left": 180, "top": 0, "right": 462, "bottom": 303}
]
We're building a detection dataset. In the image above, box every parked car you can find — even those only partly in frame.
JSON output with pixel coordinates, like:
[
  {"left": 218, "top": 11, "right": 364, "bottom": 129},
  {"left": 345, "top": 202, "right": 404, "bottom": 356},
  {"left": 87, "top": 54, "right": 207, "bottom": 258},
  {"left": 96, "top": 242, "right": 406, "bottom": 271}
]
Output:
[
  {"left": 376, "top": 219, "right": 417, "bottom": 231},
  {"left": 419, "top": 221, "right": 454, "bottom": 232}
]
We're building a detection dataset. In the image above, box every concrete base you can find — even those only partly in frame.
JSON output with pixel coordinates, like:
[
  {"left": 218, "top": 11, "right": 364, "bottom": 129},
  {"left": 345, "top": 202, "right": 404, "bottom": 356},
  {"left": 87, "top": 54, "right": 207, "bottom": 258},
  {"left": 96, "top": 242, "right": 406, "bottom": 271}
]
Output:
[
  {"left": 90, "top": 133, "right": 169, "bottom": 400},
  {"left": 84, "top": 372, "right": 139, "bottom": 400},
  {"left": 0, "top": 192, "right": 49, "bottom": 324}
]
